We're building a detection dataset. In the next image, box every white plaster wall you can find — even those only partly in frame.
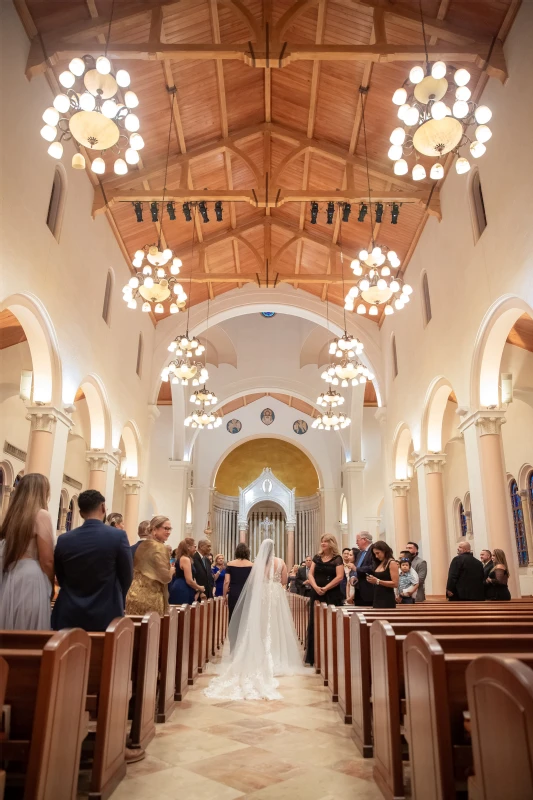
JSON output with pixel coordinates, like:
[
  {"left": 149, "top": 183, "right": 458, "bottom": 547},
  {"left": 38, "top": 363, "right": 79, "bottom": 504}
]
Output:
[{"left": 361, "top": 408, "right": 384, "bottom": 527}]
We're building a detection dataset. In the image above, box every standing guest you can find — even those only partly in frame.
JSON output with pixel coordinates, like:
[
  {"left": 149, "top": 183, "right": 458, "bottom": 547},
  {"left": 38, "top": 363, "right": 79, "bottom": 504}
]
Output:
[
  {"left": 287, "top": 565, "right": 299, "bottom": 593},
  {"left": 107, "top": 512, "right": 125, "bottom": 529},
  {"left": 0, "top": 473, "right": 54, "bottom": 630},
  {"left": 395, "top": 558, "right": 419, "bottom": 604},
  {"left": 224, "top": 543, "right": 254, "bottom": 620},
  {"left": 340, "top": 547, "right": 352, "bottom": 601},
  {"left": 485, "top": 548, "right": 512, "bottom": 601},
  {"left": 169, "top": 538, "right": 205, "bottom": 604},
  {"left": 126, "top": 517, "right": 174, "bottom": 616},
  {"left": 405, "top": 541, "right": 427, "bottom": 602},
  {"left": 480, "top": 549, "right": 494, "bottom": 582},
  {"left": 446, "top": 540, "right": 485, "bottom": 601},
  {"left": 343, "top": 550, "right": 357, "bottom": 604},
  {"left": 295, "top": 555, "right": 312, "bottom": 596},
  {"left": 212, "top": 554, "right": 226, "bottom": 597},
  {"left": 131, "top": 519, "right": 150, "bottom": 558},
  {"left": 52, "top": 490, "right": 133, "bottom": 631},
  {"left": 149, "top": 515, "right": 173, "bottom": 546},
  {"left": 305, "top": 534, "right": 344, "bottom": 665},
  {"left": 367, "top": 541, "right": 399, "bottom": 608},
  {"left": 194, "top": 538, "right": 215, "bottom": 599},
  {"left": 353, "top": 532, "right": 376, "bottom": 606}
]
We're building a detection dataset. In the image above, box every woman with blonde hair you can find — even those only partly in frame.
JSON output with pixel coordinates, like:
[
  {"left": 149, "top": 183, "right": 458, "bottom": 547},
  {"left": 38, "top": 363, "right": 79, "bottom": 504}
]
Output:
[
  {"left": 169, "top": 537, "right": 205, "bottom": 604},
  {"left": 125, "top": 515, "right": 174, "bottom": 616},
  {"left": 211, "top": 553, "right": 226, "bottom": 597},
  {"left": 0, "top": 473, "right": 54, "bottom": 629},
  {"left": 305, "top": 533, "right": 344, "bottom": 665},
  {"left": 485, "top": 547, "right": 511, "bottom": 601}
]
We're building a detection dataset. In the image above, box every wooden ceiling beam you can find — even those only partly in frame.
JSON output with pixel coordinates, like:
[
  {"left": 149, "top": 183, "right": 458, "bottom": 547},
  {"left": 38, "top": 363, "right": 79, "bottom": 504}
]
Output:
[
  {"left": 26, "top": 40, "right": 508, "bottom": 83},
  {"left": 160, "top": 272, "right": 362, "bottom": 284}
]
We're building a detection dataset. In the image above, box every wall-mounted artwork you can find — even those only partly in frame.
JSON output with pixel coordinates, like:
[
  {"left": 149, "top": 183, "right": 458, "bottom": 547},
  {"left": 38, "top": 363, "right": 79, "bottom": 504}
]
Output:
[
  {"left": 226, "top": 419, "right": 242, "bottom": 434},
  {"left": 293, "top": 419, "right": 308, "bottom": 435},
  {"left": 260, "top": 408, "right": 275, "bottom": 426}
]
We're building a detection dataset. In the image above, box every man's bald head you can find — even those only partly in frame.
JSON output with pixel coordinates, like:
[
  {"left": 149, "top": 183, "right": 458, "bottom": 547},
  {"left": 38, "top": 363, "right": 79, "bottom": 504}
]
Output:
[{"left": 457, "top": 540, "right": 471, "bottom": 554}]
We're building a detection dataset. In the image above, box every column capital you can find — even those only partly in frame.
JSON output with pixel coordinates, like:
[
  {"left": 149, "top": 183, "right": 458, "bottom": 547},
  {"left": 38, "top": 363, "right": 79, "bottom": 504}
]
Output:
[
  {"left": 390, "top": 480, "right": 410, "bottom": 497},
  {"left": 342, "top": 460, "right": 366, "bottom": 474},
  {"left": 414, "top": 453, "right": 447, "bottom": 474},
  {"left": 458, "top": 408, "right": 506, "bottom": 436},
  {"left": 26, "top": 405, "right": 73, "bottom": 433},
  {"left": 285, "top": 523, "right": 296, "bottom": 533},
  {"left": 86, "top": 450, "right": 120, "bottom": 471},
  {"left": 122, "top": 478, "right": 143, "bottom": 495},
  {"left": 169, "top": 460, "right": 189, "bottom": 473}
]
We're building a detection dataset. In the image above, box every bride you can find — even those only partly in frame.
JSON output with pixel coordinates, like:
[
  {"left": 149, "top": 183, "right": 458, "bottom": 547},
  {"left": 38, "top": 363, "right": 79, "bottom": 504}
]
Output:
[{"left": 204, "top": 538, "right": 305, "bottom": 700}]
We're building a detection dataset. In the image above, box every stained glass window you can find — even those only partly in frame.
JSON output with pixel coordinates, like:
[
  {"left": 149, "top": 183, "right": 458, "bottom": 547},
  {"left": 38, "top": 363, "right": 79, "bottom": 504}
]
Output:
[
  {"left": 510, "top": 479, "right": 528, "bottom": 567},
  {"left": 458, "top": 501, "right": 467, "bottom": 539},
  {"left": 66, "top": 499, "right": 74, "bottom": 532},
  {"left": 261, "top": 312, "right": 276, "bottom": 318}
]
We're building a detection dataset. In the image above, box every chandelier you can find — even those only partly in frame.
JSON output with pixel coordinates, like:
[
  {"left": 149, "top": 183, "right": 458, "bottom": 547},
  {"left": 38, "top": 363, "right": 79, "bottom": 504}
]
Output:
[
  {"left": 185, "top": 404, "right": 222, "bottom": 430},
  {"left": 321, "top": 359, "right": 374, "bottom": 388},
  {"left": 388, "top": 8, "right": 492, "bottom": 180},
  {"left": 190, "top": 386, "right": 218, "bottom": 406},
  {"left": 41, "top": 55, "right": 143, "bottom": 173},
  {"left": 168, "top": 333, "right": 205, "bottom": 358},
  {"left": 328, "top": 332, "right": 364, "bottom": 359},
  {"left": 346, "top": 245, "right": 412, "bottom": 316},
  {"left": 161, "top": 359, "right": 208, "bottom": 386},
  {"left": 317, "top": 388, "right": 344, "bottom": 408},
  {"left": 311, "top": 409, "right": 351, "bottom": 431}
]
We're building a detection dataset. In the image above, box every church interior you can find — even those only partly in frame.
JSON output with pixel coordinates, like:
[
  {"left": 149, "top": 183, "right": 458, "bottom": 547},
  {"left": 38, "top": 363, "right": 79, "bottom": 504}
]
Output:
[{"left": 1, "top": 0, "right": 533, "bottom": 797}]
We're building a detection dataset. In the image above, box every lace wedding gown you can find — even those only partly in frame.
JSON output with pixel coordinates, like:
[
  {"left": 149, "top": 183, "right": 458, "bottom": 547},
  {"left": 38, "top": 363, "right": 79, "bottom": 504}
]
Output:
[{"left": 204, "top": 539, "right": 305, "bottom": 700}]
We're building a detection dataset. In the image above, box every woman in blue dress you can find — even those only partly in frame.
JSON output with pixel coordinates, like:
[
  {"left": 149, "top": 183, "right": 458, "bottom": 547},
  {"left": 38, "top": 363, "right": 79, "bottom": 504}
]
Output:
[
  {"left": 169, "top": 537, "right": 205, "bottom": 604},
  {"left": 212, "top": 553, "right": 226, "bottom": 597}
]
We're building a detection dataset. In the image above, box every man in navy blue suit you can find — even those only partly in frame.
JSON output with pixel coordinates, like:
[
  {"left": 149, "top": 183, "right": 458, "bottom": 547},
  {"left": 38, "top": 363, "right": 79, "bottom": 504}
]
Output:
[{"left": 52, "top": 489, "right": 133, "bottom": 632}]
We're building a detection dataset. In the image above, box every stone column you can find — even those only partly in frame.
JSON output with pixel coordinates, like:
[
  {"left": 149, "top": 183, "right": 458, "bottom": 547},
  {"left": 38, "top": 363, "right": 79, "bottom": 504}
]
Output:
[
  {"left": 122, "top": 478, "right": 143, "bottom": 544},
  {"left": 460, "top": 410, "right": 520, "bottom": 597},
  {"left": 1, "top": 486, "right": 13, "bottom": 521},
  {"left": 86, "top": 451, "right": 119, "bottom": 499},
  {"left": 519, "top": 490, "right": 533, "bottom": 567},
  {"left": 169, "top": 460, "right": 189, "bottom": 549},
  {"left": 238, "top": 523, "right": 248, "bottom": 544},
  {"left": 414, "top": 454, "right": 449, "bottom": 597},
  {"left": 390, "top": 481, "right": 410, "bottom": 552},
  {"left": 25, "top": 406, "right": 73, "bottom": 530},
  {"left": 286, "top": 523, "right": 295, "bottom": 569},
  {"left": 338, "top": 522, "right": 349, "bottom": 551},
  {"left": 342, "top": 461, "right": 366, "bottom": 541}
]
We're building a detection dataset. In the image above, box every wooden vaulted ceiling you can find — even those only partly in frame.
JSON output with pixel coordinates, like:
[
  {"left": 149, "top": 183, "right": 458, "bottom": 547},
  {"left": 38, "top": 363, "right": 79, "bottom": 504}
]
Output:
[{"left": 19, "top": 0, "right": 519, "bottom": 324}]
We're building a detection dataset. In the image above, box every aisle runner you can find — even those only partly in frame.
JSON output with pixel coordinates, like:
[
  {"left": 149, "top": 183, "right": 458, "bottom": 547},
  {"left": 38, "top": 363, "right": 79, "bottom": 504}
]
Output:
[{"left": 105, "top": 658, "right": 382, "bottom": 800}]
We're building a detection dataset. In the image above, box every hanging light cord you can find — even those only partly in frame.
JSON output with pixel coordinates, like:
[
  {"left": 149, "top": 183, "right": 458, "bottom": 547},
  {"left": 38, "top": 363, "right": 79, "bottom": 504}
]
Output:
[
  {"left": 361, "top": 94, "right": 375, "bottom": 250},
  {"left": 105, "top": 0, "right": 116, "bottom": 58},
  {"left": 419, "top": 0, "right": 429, "bottom": 69},
  {"left": 185, "top": 206, "right": 197, "bottom": 334},
  {"left": 158, "top": 90, "right": 175, "bottom": 248},
  {"left": 339, "top": 219, "right": 347, "bottom": 332}
]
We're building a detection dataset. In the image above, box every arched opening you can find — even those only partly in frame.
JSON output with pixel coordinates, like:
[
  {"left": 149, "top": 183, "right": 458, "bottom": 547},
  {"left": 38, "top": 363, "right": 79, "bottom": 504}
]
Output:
[
  {"left": 66, "top": 496, "right": 77, "bottom": 532},
  {"left": 341, "top": 495, "right": 348, "bottom": 525},
  {"left": 46, "top": 165, "right": 66, "bottom": 240},
  {"left": 421, "top": 271, "right": 432, "bottom": 327},
  {"left": 457, "top": 499, "right": 467, "bottom": 540},
  {"left": 393, "top": 425, "right": 412, "bottom": 481},
  {"left": 509, "top": 477, "right": 528, "bottom": 567},
  {"left": 186, "top": 494, "right": 193, "bottom": 525},
  {"left": 470, "top": 168, "right": 487, "bottom": 242},
  {"left": 102, "top": 269, "right": 114, "bottom": 326}
]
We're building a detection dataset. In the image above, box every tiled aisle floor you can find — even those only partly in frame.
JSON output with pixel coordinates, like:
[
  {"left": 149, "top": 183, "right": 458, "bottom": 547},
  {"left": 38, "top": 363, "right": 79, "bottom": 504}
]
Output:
[{"left": 110, "top": 660, "right": 383, "bottom": 800}]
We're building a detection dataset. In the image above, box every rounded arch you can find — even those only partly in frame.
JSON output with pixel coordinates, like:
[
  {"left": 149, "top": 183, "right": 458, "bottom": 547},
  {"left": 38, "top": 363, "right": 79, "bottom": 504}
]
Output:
[
  {"left": 186, "top": 493, "right": 193, "bottom": 524},
  {"left": 120, "top": 421, "right": 141, "bottom": 478},
  {"left": 78, "top": 374, "right": 112, "bottom": 451},
  {"left": 518, "top": 463, "right": 533, "bottom": 491},
  {"left": 0, "top": 460, "right": 15, "bottom": 488},
  {"left": 209, "top": 433, "right": 324, "bottom": 492},
  {"left": 0, "top": 292, "right": 62, "bottom": 405},
  {"left": 421, "top": 376, "right": 456, "bottom": 453},
  {"left": 340, "top": 494, "right": 348, "bottom": 525},
  {"left": 471, "top": 295, "right": 533, "bottom": 409},
  {"left": 393, "top": 423, "right": 413, "bottom": 481}
]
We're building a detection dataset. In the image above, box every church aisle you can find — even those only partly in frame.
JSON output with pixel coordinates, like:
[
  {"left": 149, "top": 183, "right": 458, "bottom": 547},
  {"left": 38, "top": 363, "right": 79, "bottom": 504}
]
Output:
[{"left": 109, "top": 667, "right": 382, "bottom": 799}]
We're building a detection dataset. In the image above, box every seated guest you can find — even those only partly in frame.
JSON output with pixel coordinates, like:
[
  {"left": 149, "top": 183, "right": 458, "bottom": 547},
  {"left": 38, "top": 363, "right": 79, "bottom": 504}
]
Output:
[
  {"left": 211, "top": 554, "right": 226, "bottom": 597},
  {"left": 131, "top": 519, "right": 150, "bottom": 557},
  {"left": 107, "top": 512, "right": 125, "bottom": 530},
  {"left": 446, "top": 540, "right": 485, "bottom": 601},
  {"left": 169, "top": 538, "right": 205, "bottom": 604},
  {"left": 52, "top": 490, "right": 133, "bottom": 631},
  {"left": 0, "top": 473, "right": 54, "bottom": 630},
  {"left": 126, "top": 517, "right": 174, "bottom": 616},
  {"left": 224, "top": 543, "right": 254, "bottom": 620},
  {"left": 395, "top": 558, "right": 418, "bottom": 604},
  {"left": 367, "top": 540, "right": 399, "bottom": 608},
  {"left": 485, "top": 548, "right": 511, "bottom": 601}
]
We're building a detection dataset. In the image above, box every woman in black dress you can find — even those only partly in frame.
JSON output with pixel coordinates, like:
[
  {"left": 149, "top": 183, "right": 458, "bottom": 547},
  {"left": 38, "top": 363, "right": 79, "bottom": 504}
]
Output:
[
  {"left": 305, "top": 534, "right": 344, "bottom": 665},
  {"left": 366, "top": 540, "right": 399, "bottom": 609},
  {"left": 224, "top": 542, "right": 253, "bottom": 620},
  {"left": 485, "top": 548, "right": 511, "bottom": 601}
]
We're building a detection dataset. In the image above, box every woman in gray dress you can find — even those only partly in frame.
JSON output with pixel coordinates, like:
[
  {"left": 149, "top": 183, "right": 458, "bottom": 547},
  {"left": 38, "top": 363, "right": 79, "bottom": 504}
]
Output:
[{"left": 0, "top": 473, "right": 54, "bottom": 629}]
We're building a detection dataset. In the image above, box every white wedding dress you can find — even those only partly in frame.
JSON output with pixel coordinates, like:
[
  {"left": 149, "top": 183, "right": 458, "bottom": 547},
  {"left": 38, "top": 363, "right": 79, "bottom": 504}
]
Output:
[{"left": 204, "top": 539, "right": 305, "bottom": 700}]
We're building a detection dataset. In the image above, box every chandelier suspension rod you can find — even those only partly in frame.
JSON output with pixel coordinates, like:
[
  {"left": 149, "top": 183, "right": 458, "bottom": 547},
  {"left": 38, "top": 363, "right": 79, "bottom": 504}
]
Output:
[
  {"left": 360, "top": 89, "right": 375, "bottom": 250},
  {"left": 339, "top": 219, "right": 347, "bottom": 332},
  {"left": 158, "top": 88, "right": 176, "bottom": 249},
  {"left": 419, "top": 0, "right": 429, "bottom": 70},
  {"left": 185, "top": 205, "right": 197, "bottom": 333},
  {"left": 105, "top": 0, "right": 117, "bottom": 59}
]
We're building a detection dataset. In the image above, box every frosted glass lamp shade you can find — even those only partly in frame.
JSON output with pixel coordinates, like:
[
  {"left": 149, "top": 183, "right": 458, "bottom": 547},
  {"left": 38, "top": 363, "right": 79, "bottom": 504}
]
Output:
[
  {"left": 124, "top": 91, "right": 139, "bottom": 108},
  {"left": 42, "top": 107, "right": 60, "bottom": 126},
  {"left": 431, "top": 61, "right": 447, "bottom": 80},
  {"left": 412, "top": 163, "right": 426, "bottom": 181},
  {"left": 69, "top": 58, "right": 85, "bottom": 76},
  {"left": 91, "top": 157, "right": 105, "bottom": 174},
  {"left": 390, "top": 127, "right": 406, "bottom": 146},
  {"left": 116, "top": 69, "right": 131, "bottom": 87},
  {"left": 388, "top": 144, "right": 403, "bottom": 160},
  {"left": 47, "top": 141, "right": 63, "bottom": 159},
  {"left": 454, "top": 68, "right": 470, "bottom": 86},
  {"left": 72, "top": 152, "right": 85, "bottom": 169},
  {"left": 409, "top": 66, "right": 424, "bottom": 84},
  {"left": 392, "top": 88, "right": 407, "bottom": 105},
  {"left": 455, "top": 157, "right": 470, "bottom": 174},
  {"left": 54, "top": 94, "right": 71, "bottom": 113},
  {"left": 475, "top": 125, "right": 492, "bottom": 143},
  {"left": 59, "top": 70, "right": 75, "bottom": 88},
  {"left": 430, "top": 163, "right": 444, "bottom": 179},
  {"left": 96, "top": 56, "right": 111, "bottom": 75},
  {"left": 393, "top": 159, "right": 408, "bottom": 175},
  {"left": 474, "top": 105, "right": 492, "bottom": 124}
]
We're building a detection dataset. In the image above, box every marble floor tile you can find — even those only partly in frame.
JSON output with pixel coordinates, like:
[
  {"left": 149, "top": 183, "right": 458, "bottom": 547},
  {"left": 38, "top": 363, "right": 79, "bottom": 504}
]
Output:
[{"left": 239, "top": 765, "right": 384, "bottom": 800}]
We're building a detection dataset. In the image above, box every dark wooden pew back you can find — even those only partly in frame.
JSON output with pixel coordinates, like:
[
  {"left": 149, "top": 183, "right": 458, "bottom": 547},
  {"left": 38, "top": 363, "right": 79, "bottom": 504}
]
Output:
[{"left": 126, "top": 612, "right": 160, "bottom": 749}]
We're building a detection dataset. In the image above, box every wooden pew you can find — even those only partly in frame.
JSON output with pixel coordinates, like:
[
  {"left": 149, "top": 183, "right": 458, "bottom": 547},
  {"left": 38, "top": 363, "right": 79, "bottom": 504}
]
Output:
[
  {"left": 197, "top": 600, "right": 208, "bottom": 674},
  {"left": 173, "top": 604, "right": 191, "bottom": 701},
  {"left": 326, "top": 604, "right": 356, "bottom": 703},
  {"left": 126, "top": 612, "right": 160, "bottom": 749},
  {"left": 1, "top": 618, "right": 134, "bottom": 800},
  {"left": 0, "top": 656, "right": 7, "bottom": 799},
  {"left": 0, "top": 629, "right": 91, "bottom": 800},
  {"left": 188, "top": 602, "right": 200, "bottom": 685},
  {"left": 337, "top": 607, "right": 359, "bottom": 723},
  {"left": 319, "top": 603, "right": 329, "bottom": 685},
  {"left": 205, "top": 598, "right": 213, "bottom": 664},
  {"left": 157, "top": 607, "right": 178, "bottom": 722},
  {"left": 466, "top": 655, "right": 533, "bottom": 800},
  {"left": 313, "top": 601, "right": 321, "bottom": 674},
  {"left": 350, "top": 611, "right": 533, "bottom": 759},
  {"left": 403, "top": 630, "right": 533, "bottom": 800}
]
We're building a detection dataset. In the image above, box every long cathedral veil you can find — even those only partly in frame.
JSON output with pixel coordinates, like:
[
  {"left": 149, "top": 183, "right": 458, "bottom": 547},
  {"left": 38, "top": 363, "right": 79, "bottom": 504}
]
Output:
[{"left": 205, "top": 538, "right": 303, "bottom": 700}]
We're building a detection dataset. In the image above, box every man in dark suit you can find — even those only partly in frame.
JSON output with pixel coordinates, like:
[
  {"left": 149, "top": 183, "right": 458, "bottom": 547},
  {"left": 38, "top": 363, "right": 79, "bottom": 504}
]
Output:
[
  {"left": 480, "top": 549, "right": 493, "bottom": 579},
  {"left": 295, "top": 555, "right": 312, "bottom": 596},
  {"left": 131, "top": 519, "right": 150, "bottom": 558},
  {"left": 52, "top": 489, "right": 133, "bottom": 632},
  {"left": 406, "top": 541, "right": 427, "bottom": 602},
  {"left": 446, "top": 541, "right": 485, "bottom": 601},
  {"left": 353, "top": 532, "right": 376, "bottom": 606},
  {"left": 194, "top": 538, "right": 215, "bottom": 598}
]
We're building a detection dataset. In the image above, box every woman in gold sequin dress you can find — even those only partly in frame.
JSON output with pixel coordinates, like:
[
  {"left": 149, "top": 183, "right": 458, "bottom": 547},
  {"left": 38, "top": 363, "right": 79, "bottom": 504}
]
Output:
[{"left": 125, "top": 516, "right": 174, "bottom": 616}]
